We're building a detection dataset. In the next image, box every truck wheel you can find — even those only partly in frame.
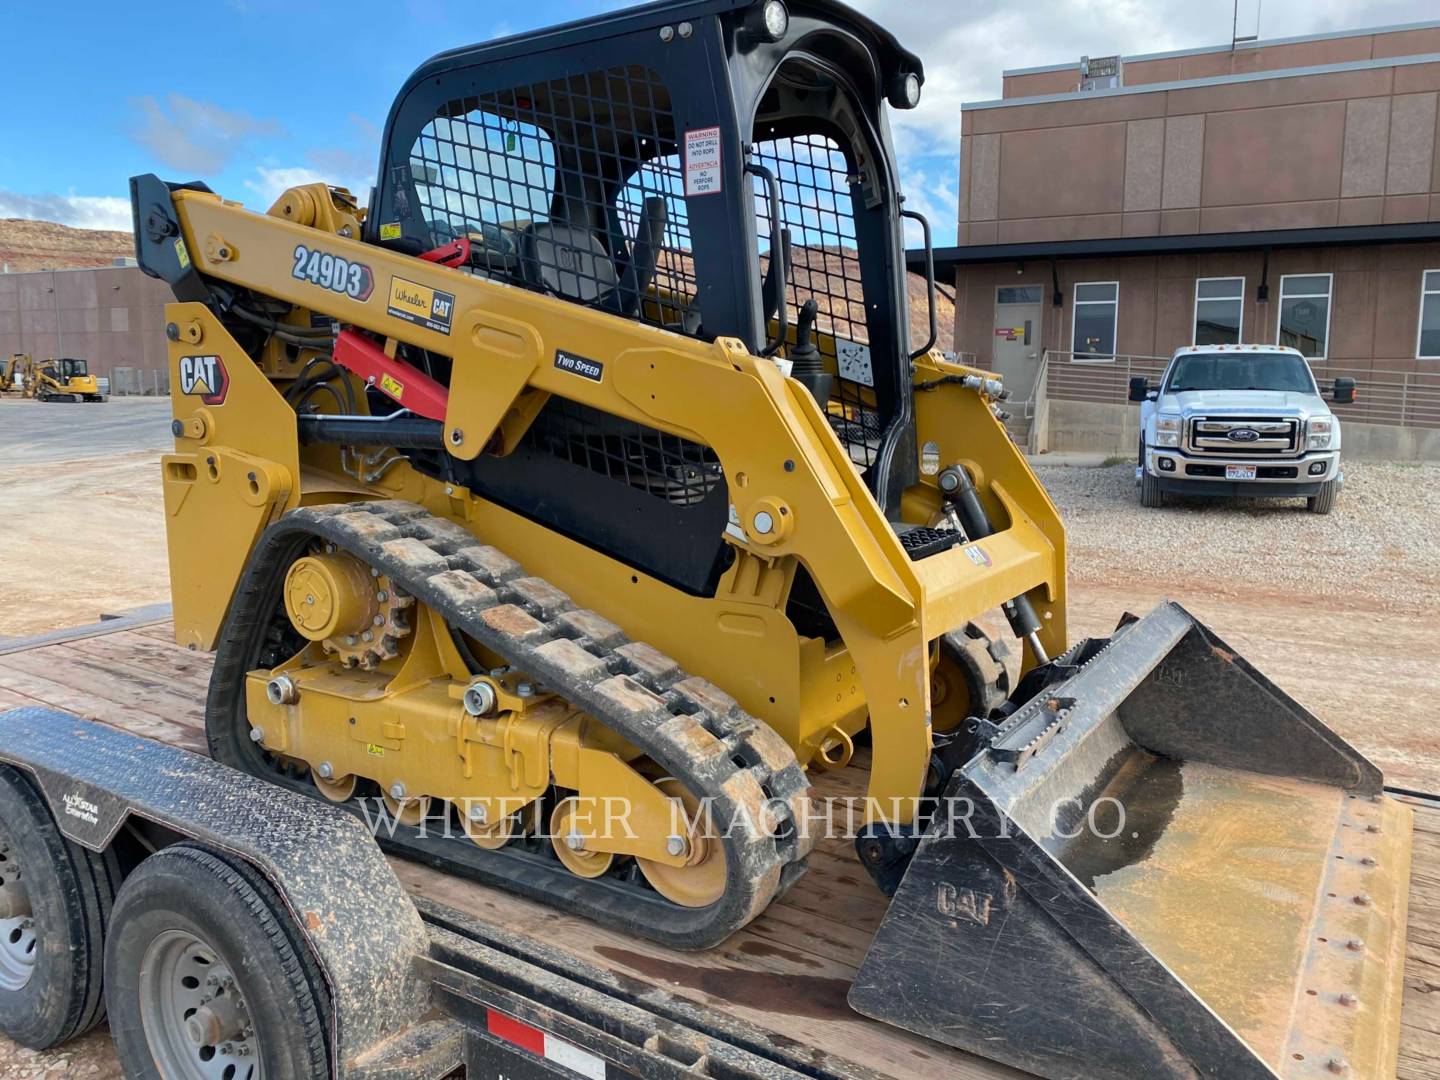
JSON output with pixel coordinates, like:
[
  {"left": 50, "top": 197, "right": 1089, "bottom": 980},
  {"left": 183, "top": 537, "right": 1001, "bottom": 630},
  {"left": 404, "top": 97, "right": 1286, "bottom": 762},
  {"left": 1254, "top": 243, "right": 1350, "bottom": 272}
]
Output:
[
  {"left": 105, "top": 844, "right": 331, "bottom": 1080},
  {"left": 0, "top": 765, "right": 118, "bottom": 1050},
  {"left": 1307, "top": 479, "right": 1338, "bottom": 515},
  {"left": 1139, "top": 469, "right": 1164, "bottom": 508}
]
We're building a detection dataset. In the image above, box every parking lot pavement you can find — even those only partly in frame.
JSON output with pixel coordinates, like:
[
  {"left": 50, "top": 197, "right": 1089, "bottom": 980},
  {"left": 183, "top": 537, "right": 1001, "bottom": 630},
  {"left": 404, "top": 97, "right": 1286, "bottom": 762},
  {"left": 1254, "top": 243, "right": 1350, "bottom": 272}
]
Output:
[{"left": 0, "top": 397, "right": 171, "bottom": 463}]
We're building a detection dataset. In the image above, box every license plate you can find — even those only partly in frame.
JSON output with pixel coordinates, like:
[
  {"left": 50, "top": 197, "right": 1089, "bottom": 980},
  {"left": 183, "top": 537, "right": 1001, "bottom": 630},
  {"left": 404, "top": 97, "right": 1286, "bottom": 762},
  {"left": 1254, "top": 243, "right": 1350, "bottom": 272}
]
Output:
[{"left": 1225, "top": 464, "right": 1258, "bottom": 480}]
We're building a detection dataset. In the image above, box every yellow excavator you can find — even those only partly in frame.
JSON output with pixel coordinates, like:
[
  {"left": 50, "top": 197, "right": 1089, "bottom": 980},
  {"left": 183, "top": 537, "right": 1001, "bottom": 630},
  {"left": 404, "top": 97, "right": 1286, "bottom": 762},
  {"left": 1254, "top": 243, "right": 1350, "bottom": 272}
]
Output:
[
  {"left": 129, "top": 2, "right": 1411, "bottom": 1076},
  {"left": 0, "top": 354, "right": 25, "bottom": 393},
  {"left": 2, "top": 354, "right": 104, "bottom": 401}
]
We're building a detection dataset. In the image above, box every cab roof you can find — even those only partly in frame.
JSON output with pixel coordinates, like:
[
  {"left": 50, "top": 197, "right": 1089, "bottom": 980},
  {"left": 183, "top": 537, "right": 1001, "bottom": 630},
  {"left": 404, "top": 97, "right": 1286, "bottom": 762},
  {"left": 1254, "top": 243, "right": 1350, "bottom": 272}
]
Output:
[
  {"left": 401, "top": 0, "right": 923, "bottom": 95},
  {"left": 1173, "top": 344, "right": 1305, "bottom": 357}
]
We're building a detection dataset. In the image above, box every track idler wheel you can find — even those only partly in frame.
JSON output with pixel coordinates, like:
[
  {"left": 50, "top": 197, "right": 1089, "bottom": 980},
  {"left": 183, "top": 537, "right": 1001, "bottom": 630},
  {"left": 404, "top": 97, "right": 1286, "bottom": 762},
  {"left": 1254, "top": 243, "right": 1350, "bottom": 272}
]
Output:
[
  {"left": 550, "top": 798, "right": 614, "bottom": 879},
  {"left": 636, "top": 779, "right": 727, "bottom": 908},
  {"left": 382, "top": 791, "right": 431, "bottom": 827},
  {"left": 459, "top": 804, "right": 515, "bottom": 850},
  {"left": 311, "top": 769, "right": 358, "bottom": 803}
]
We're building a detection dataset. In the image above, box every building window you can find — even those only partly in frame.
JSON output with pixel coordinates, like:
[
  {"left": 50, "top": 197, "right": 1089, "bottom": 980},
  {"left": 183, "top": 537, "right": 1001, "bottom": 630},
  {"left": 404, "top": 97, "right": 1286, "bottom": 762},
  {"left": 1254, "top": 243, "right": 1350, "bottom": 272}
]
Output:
[
  {"left": 1276, "top": 274, "right": 1332, "bottom": 359},
  {"left": 996, "top": 285, "right": 1043, "bottom": 304},
  {"left": 1419, "top": 271, "right": 1440, "bottom": 359},
  {"left": 1071, "top": 281, "right": 1118, "bottom": 359},
  {"left": 1194, "top": 277, "right": 1244, "bottom": 345}
]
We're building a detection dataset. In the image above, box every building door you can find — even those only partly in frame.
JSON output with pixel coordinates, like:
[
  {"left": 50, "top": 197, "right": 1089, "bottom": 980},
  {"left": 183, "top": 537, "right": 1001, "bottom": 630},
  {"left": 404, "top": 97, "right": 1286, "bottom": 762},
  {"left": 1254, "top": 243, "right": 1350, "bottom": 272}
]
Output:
[{"left": 992, "top": 285, "right": 1043, "bottom": 393}]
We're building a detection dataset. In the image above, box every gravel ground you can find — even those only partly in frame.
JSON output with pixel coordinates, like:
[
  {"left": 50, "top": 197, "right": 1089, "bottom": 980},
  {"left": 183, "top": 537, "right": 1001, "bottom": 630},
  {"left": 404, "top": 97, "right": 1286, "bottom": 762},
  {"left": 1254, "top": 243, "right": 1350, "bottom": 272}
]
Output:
[{"left": 1037, "top": 460, "right": 1440, "bottom": 615}]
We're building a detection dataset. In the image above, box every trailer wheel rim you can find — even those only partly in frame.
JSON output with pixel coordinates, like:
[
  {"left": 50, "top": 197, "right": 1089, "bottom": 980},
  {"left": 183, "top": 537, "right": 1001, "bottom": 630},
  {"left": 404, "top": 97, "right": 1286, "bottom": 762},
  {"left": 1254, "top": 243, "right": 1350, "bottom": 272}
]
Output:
[
  {"left": 138, "top": 929, "right": 261, "bottom": 1080},
  {"left": 0, "top": 843, "right": 36, "bottom": 992}
]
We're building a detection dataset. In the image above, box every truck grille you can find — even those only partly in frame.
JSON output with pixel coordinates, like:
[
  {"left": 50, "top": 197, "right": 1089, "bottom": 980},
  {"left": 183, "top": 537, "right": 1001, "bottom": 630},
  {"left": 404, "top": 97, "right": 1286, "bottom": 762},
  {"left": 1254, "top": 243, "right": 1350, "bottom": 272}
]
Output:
[{"left": 1187, "top": 416, "right": 1300, "bottom": 456}]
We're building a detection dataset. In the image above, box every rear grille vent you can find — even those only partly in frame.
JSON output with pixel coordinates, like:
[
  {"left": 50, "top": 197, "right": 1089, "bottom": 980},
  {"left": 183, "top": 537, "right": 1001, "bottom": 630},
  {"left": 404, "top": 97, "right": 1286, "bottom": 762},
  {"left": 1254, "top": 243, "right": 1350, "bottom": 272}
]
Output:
[
  {"left": 525, "top": 397, "right": 722, "bottom": 506},
  {"left": 894, "top": 526, "right": 962, "bottom": 561}
]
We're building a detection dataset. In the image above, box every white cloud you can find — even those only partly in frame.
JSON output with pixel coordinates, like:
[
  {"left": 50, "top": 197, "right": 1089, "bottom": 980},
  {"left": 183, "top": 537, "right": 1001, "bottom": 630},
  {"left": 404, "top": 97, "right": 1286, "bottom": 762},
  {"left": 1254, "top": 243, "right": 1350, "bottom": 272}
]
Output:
[
  {"left": 900, "top": 162, "right": 958, "bottom": 247},
  {"left": 131, "top": 93, "right": 283, "bottom": 174},
  {"left": 243, "top": 166, "right": 330, "bottom": 204},
  {"left": 0, "top": 190, "right": 132, "bottom": 231},
  {"left": 243, "top": 161, "right": 377, "bottom": 207},
  {"left": 854, "top": 0, "right": 1440, "bottom": 161}
]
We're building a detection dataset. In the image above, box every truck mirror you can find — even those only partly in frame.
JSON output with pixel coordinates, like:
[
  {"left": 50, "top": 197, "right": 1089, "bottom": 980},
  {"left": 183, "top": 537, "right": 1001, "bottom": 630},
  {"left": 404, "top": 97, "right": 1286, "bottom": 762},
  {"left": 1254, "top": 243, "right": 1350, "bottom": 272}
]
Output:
[
  {"left": 1127, "top": 376, "right": 1150, "bottom": 403},
  {"left": 1333, "top": 377, "right": 1356, "bottom": 404}
]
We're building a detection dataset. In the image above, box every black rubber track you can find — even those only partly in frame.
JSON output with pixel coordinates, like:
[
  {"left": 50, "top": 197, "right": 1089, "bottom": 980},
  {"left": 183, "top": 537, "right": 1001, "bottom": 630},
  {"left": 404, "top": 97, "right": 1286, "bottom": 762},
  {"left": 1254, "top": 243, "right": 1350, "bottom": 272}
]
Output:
[{"left": 207, "top": 500, "right": 813, "bottom": 950}]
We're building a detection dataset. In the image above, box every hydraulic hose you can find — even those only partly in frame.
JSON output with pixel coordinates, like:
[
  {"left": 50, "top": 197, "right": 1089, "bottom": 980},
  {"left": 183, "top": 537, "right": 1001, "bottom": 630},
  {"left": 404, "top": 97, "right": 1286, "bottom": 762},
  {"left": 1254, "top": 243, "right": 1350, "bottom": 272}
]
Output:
[{"left": 938, "top": 464, "right": 1050, "bottom": 663}]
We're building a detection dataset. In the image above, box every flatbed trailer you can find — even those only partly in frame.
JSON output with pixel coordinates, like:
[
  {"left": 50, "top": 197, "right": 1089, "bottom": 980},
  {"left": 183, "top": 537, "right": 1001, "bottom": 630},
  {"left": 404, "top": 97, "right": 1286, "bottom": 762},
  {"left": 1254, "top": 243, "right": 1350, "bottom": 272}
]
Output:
[{"left": 0, "top": 611, "right": 1438, "bottom": 1079}]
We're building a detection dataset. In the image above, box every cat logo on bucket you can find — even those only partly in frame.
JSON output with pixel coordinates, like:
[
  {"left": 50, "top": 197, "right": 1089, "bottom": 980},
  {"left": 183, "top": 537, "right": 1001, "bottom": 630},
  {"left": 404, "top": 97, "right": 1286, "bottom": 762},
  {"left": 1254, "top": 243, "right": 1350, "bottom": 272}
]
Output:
[{"left": 178, "top": 355, "right": 229, "bottom": 405}]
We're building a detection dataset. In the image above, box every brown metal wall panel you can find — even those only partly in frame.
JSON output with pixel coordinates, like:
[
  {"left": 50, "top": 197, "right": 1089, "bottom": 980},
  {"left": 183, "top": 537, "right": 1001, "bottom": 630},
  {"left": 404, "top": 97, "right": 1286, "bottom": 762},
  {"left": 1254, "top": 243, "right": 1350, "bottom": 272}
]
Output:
[{"left": 1, "top": 267, "right": 171, "bottom": 382}]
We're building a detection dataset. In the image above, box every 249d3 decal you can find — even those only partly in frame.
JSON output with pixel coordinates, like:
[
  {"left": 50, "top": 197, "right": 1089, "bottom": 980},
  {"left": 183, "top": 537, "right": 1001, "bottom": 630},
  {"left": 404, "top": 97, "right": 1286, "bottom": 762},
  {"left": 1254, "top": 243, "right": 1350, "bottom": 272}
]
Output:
[{"left": 291, "top": 244, "right": 375, "bottom": 301}]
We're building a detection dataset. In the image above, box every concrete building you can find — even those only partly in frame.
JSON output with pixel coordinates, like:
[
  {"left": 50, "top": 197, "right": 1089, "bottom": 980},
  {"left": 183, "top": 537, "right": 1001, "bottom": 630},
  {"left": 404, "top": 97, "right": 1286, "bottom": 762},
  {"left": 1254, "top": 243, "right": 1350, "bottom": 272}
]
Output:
[
  {"left": 0, "top": 265, "right": 172, "bottom": 390},
  {"left": 922, "top": 21, "right": 1440, "bottom": 458}
]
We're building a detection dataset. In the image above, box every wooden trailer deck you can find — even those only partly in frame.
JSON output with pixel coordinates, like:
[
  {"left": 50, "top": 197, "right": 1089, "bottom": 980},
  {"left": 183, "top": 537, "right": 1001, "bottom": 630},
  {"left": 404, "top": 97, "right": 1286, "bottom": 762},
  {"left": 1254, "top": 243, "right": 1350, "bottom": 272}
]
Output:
[{"left": 0, "top": 613, "right": 1437, "bottom": 1080}]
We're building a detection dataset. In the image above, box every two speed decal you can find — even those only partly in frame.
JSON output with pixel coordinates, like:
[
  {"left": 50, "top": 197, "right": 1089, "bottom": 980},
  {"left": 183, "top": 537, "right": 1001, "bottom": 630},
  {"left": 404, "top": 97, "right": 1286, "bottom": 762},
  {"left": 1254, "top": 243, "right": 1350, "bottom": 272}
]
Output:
[
  {"left": 554, "top": 349, "right": 604, "bottom": 382},
  {"left": 291, "top": 244, "right": 375, "bottom": 301}
]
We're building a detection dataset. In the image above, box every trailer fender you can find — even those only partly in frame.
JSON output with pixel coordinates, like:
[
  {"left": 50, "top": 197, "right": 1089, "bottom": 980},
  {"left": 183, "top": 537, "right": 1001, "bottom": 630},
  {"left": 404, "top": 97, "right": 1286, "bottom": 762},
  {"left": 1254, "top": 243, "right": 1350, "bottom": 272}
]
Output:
[{"left": 0, "top": 707, "right": 430, "bottom": 1079}]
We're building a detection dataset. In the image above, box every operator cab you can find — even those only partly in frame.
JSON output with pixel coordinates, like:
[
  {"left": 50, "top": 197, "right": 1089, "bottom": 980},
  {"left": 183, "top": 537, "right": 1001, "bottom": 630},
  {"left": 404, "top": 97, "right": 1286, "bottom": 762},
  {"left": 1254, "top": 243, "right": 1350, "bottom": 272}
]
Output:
[
  {"left": 371, "top": 0, "right": 930, "bottom": 523},
  {"left": 54, "top": 358, "right": 89, "bottom": 380}
]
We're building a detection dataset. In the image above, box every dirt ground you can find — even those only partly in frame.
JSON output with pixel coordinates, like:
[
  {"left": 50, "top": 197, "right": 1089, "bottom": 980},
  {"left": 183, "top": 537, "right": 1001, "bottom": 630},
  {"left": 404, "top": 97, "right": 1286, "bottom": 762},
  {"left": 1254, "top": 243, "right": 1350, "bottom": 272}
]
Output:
[
  {"left": 1045, "top": 460, "right": 1440, "bottom": 795},
  {"left": 0, "top": 451, "right": 168, "bottom": 639},
  {"left": 0, "top": 398, "right": 170, "bottom": 640},
  {"left": 0, "top": 426, "right": 1435, "bottom": 1074}
]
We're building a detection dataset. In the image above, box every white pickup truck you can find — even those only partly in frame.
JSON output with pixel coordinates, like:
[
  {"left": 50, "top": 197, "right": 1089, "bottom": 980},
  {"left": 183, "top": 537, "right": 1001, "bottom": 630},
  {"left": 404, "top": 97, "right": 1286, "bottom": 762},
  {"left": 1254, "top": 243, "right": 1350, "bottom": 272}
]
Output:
[{"left": 1130, "top": 344, "right": 1356, "bottom": 514}]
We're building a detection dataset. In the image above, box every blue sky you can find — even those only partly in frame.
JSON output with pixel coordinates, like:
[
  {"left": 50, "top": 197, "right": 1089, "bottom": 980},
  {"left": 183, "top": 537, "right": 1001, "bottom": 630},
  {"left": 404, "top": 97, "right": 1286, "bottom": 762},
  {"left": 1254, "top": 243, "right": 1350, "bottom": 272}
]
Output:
[{"left": 2, "top": 0, "right": 1435, "bottom": 245}]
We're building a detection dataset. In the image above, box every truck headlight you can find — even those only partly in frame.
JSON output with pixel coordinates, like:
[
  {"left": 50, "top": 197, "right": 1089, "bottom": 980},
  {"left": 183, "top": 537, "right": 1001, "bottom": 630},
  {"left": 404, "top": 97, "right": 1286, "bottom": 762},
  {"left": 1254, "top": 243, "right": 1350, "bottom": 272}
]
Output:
[
  {"left": 1154, "top": 414, "right": 1181, "bottom": 448},
  {"left": 1307, "top": 418, "right": 1334, "bottom": 450}
]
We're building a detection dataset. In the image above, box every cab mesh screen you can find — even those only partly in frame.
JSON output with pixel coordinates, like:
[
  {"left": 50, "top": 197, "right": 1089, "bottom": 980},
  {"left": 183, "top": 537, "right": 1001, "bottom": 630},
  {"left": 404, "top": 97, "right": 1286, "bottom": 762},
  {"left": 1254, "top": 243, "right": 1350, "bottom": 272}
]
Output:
[
  {"left": 406, "top": 65, "right": 719, "bottom": 503},
  {"left": 405, "top": 65, "right": 699, "bottom": 335},
  {"left": 751, "top": 133, "right": 881, "bottom": 470}
]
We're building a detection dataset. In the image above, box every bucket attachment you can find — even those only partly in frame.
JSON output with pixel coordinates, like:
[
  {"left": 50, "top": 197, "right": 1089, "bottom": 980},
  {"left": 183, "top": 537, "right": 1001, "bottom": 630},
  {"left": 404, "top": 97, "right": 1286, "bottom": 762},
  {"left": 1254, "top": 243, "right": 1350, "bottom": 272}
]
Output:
[{"left": 851, "top": 602, "right": 1411, "bottom": 1080}]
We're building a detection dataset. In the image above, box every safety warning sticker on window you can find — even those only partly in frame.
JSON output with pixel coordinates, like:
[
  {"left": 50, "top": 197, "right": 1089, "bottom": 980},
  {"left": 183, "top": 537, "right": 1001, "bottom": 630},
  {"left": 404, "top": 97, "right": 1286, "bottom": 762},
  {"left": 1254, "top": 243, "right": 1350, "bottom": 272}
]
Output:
[
  {"left": 685, "top": 127, "right": 722, "bottom": 196},
  {"left": 836, "top": 339, "right": 874, "bottom": 388}
]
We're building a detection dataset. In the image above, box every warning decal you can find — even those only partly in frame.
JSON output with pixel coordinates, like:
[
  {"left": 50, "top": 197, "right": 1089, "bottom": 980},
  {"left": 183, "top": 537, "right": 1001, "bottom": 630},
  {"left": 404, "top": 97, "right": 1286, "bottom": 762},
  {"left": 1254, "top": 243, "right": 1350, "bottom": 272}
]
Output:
[{"left": 685, "top": 127, "right": 722, "bottom": 196}]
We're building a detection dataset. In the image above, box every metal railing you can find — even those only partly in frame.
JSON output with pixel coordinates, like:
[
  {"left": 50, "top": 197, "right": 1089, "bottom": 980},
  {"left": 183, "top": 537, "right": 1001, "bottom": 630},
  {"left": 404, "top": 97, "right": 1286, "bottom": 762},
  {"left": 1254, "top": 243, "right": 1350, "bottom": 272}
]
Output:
[
  {"left": 109, "top": 367, "right": 171, "bottom": 396},
  {"left": 1038, "top": 350, "right": 1440, "bottom": 430},
  {"left": 1042, "top": 351, "right": 1169, "bottom": 408},
  {"left": 1023, "top": 351, "right": 1049, "bottom": 422},
  {"left": 1307, "top": 362, "right": 1440, "bottom": 430}
]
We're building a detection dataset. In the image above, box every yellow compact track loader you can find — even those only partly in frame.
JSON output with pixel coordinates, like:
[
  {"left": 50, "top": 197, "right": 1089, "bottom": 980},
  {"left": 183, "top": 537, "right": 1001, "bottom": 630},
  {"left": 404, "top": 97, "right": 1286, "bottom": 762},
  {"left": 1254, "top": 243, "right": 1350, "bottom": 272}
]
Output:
[{"left": 129, "top": 2, "right": 1411, "bottom": 1076}]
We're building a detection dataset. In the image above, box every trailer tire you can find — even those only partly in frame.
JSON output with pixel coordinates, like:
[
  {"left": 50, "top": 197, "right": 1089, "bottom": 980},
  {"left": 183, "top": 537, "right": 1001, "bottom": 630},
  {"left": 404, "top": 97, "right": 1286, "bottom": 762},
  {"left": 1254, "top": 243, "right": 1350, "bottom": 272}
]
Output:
[
  {"left": 1307, "top": 479, "right": 1338, "bottom": 515},
  {"left": 105, "top": 844, "right": 331, "bottom": 1080},
  {"left": 0, "top": 765, "right": 118, "bottom": 1050}
]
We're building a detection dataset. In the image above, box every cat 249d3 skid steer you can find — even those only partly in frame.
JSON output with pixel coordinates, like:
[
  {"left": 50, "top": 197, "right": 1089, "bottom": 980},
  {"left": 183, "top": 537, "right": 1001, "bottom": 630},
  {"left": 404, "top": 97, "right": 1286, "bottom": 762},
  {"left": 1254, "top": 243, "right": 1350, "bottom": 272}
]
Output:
[{"left": 127, "top": 1, "right": 1410, "bottom": 1076}]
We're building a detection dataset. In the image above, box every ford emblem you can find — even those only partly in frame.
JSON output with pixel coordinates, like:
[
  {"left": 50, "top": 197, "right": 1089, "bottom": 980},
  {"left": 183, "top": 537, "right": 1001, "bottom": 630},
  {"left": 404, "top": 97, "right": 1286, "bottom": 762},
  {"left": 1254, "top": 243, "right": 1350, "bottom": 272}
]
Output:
[{"left": 1227, "top": 428, "right": 1260, "bottom": 442}]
